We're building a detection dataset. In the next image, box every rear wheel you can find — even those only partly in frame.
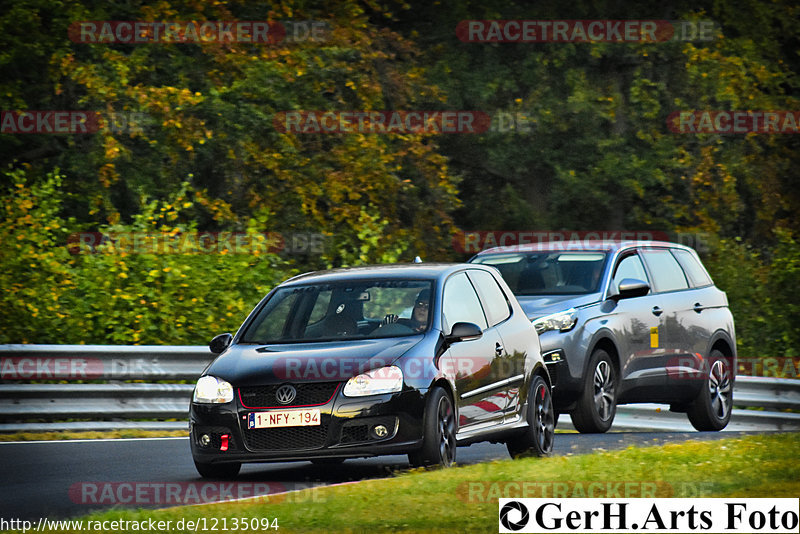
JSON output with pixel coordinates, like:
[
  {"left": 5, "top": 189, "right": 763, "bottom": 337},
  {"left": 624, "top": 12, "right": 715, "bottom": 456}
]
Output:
[
  {"left": 507, "top": 375, "right": 555, "bottom": 458},
  {"left": 408, "top": 387, "right": 456, "bottom": 468},
  {"left": 570, "top": 349, "right": 617, "bottom": 433},
  {"left": 687, "top": 351, "right": 732, "bottom": 431},
  {"left": 194, "top": 460, "right": 241, "bottom": 479}
]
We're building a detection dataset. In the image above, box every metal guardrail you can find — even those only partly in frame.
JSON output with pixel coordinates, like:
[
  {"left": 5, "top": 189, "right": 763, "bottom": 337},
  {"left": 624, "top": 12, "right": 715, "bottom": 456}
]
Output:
[
  {"left": 1, "top": 345, "right": 799, "bottom": 433},
  {"left": 0, "top": 344, "right": 211, "bottom": 381}
]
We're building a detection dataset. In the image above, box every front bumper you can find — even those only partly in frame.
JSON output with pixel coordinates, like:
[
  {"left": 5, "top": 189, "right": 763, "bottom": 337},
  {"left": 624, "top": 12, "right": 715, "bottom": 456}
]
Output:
[{"left": 190, "top": 384, "right": 426, "bottom": 464}]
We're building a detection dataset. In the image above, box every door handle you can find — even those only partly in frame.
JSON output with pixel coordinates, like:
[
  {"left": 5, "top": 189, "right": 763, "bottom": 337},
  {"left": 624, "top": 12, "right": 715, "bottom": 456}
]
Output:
[
  {"left": 651, "top": 306, "right": 663, "bottom": 317},
  {"left": 693, "top": 302, "right": 704, "bottom": 313},
  {"left": 495, "top": 343, "right": 504, "bottom": 356}
]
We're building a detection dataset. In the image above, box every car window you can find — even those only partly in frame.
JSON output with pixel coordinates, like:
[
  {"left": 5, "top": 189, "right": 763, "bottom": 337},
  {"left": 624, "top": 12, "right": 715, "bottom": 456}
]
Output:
[
  {"left": 471, "top": 252, "right": 607, "bottom": 295},
  {"left": 363, "top": 286, "right": 423, "bottom": 320},
  {"left": 671, "top": 249, "right": 713, "bottom": 288},
  {"left": 240, "top": 280, "right": 433, "bottom": 343},
  {"left": 244, "top": 290, "right": 301, "bottom": 341},
  {"left": 612, "top": 253, "right": 649, "bottom": 290},
  {"left": 641, "top": 249, "right": 690, "bottom": 293},
  {"left": 442, "top": 272, "right": 488, "bottom": 332},
  {"left": 307, "top": 290, "right": 331, "bottom": 324},
  {"left": 467, "top": 269, "right": 511, "bottom": 327}
]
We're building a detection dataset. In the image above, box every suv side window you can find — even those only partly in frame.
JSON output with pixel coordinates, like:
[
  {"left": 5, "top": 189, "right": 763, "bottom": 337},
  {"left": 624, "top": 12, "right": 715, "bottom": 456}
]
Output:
[
  {"left": 641, "top": 249, "right": 690, "bottom": 293},
  {"left": 612, "top": 253, "right": 649, "bottom": 290},
  {"left": 442, "top": 272, "right": 489, "bottom": 332},
  {"left": 467, "top": 269, "right": 512, "bottom": 327},
  {"left": 671, "top": 249, "right": 713, "bottom": 288}
]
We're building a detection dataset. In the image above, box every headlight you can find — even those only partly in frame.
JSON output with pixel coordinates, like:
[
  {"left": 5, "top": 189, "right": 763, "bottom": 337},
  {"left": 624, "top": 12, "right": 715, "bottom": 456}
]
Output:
[
  {"left": 193, "top": 375, "right": 234, "bottom": 403},
  {"left": 533, "top": 308, "right": 578, "bottom": 334},
  {"left": 343, "top": 366, "right": 403, "bottom": 397}
]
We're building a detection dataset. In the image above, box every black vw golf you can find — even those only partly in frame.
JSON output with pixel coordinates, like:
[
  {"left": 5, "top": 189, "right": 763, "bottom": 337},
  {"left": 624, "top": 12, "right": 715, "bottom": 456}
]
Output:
[{"left": 190, "top": 263, "right": 554, "bottom": 478}]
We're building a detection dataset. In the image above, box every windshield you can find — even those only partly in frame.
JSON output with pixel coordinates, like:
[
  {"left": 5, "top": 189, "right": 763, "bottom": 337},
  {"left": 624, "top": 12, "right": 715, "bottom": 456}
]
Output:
[
  {"left": 472, "top": 252, "right": 608, "bottom": 295},
  {"left": 240, "top": 279, "right": 434, "bottom": 344}
]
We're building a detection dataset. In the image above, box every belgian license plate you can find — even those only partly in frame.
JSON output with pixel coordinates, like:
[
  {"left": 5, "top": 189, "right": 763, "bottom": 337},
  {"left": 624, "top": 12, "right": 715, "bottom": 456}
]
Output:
[{"left": 247, "top": 409, "right": 320, "bottom": 429}]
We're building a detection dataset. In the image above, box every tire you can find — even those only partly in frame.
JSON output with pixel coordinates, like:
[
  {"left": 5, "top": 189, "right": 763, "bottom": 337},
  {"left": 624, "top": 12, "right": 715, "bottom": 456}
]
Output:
[
  {"left": 507, "top": 375, "right": 555, "bottom": 458},
  {"left": 408, "top": 387, "right": 456, "bottom": 468},
  {"left": 687, "top": 351, "right": 733, "bottom": 431},
  {"left": 194, "top": 460, "right": 241, "bottom": 479},
  {"left": 570, "top": 349, "right": 617, "bottom": 433}
]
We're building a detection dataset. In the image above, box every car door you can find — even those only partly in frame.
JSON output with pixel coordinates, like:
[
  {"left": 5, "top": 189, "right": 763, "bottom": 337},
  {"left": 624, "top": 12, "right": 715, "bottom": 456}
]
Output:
[
  {"left": 608, "top": 250, "right": 665, "bottom": 390},
  {"left": 466, "top": 268, "right": 525, "bottom": 419},
  {"left": 666, "top": 248, "right": 719, "bottom": 378},
  {"left": 639, "top": 248, "right": 692, "bottom": 377},
  {"left": 440, "top": 271, "right": 505, "bottom": 430}
]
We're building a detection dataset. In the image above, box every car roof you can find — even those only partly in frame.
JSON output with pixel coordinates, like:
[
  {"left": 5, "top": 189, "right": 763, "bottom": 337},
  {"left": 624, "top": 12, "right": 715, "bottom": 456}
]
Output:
[
  {"left": 473, "top": 240, "right": 695, "bottom": 256},
  {"left": 281, "top": 262, "right": 490, "bottom": 286}
]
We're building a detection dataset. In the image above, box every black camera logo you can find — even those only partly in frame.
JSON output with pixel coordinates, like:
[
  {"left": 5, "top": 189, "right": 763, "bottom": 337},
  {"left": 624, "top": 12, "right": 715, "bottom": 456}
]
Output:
[{"left": 500, "top": 500, "right": 530, "bottom": 531}]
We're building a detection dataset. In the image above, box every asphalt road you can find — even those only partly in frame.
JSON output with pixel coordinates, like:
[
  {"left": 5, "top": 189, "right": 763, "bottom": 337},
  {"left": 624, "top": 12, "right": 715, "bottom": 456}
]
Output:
[{"left": 0, "top": 431, "right": 769, "bottom": 521}]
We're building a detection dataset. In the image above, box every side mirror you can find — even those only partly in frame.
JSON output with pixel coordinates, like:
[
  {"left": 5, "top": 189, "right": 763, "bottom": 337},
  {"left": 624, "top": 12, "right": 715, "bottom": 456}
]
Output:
[
  {"left": 445, "top": 322, "right": 483, "bottom": 343},
  {"left": 611, "top": 278, "right": 650, "bottom": 300},
  {"left": 209, "top": 333, "right": 233, "bottom": 354}
]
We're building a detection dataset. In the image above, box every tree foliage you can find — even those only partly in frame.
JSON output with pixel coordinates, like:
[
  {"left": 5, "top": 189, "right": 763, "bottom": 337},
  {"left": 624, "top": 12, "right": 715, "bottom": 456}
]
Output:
[{"left": 1, "top": 0, "right": 798, "bottom": 355}]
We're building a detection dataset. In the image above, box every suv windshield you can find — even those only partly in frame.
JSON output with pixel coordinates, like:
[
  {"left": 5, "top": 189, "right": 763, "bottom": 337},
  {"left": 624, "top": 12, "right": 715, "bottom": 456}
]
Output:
[
  {"left": 472, "top": 252, "right": 607, "bottom": 295},
  {"left": 240, "top": 280, "right": 433, "bottom": 344}
]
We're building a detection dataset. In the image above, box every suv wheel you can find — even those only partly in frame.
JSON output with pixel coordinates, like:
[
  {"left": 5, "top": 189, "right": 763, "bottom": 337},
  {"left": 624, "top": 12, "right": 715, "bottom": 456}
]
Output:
[
  {"left": 507, "top": 375, "right": 555, "bottom": 458},
  {"left": 687, "top": 350, "right": 733, "bottom": 431},
  {"left": 409, "top": 387, "right": 456, "bottom": 468},
  {"left": 570, "top": 349, "right": 617, "bottom": 433}
]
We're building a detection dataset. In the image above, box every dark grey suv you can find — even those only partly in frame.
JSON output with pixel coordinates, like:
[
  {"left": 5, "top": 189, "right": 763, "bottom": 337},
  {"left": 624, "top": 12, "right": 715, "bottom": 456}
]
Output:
[{"left": 469, "top": 241, "right": 736, "bottom": 433}]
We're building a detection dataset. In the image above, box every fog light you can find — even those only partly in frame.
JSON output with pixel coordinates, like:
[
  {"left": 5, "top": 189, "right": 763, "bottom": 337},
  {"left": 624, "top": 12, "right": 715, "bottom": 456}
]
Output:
[
  {"left": 199, "top": 434, "right": 211, "bottom": 447},
  {"left": 220, "top": 434, "right": 229, "bottom": 451},
  {"left": 372, "top": 425, "right": 388, "bottom": 438}
]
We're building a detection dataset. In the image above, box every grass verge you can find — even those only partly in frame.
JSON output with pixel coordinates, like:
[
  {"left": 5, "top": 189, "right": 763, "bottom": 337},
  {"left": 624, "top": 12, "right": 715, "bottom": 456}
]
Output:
[{"left": 14, "top": 433, "right": 800, "bottom": 533}]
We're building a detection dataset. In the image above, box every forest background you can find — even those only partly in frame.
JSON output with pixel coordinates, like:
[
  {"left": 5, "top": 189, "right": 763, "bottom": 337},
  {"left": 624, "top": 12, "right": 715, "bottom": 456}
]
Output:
[{"left": 1, "top": 0, "right": 798, "bottom": 364}]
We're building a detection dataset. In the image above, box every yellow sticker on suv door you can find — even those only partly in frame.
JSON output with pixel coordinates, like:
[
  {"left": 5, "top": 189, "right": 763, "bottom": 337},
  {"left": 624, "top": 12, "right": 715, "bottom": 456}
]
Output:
[{"left": 650, "top": 327, "right": 659, "bottom": 348}]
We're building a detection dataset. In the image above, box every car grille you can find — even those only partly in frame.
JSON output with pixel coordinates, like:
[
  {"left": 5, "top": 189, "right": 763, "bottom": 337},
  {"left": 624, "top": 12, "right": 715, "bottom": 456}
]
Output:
[
  {"left": 243, "top": 425, "right": 329, "bottom": 451},
  {"left": 238, "top": 382, "right": 340, "bottom": 408}
]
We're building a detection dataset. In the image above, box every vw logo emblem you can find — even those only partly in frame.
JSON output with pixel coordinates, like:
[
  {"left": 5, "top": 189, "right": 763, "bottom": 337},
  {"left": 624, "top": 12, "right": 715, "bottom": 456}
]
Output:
[{"left": 275, "top": 384, "right": 297, "bottom": 405}]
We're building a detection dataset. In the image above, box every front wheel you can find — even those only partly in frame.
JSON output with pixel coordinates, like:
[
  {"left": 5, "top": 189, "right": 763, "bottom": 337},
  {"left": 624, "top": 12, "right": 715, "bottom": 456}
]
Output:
[
  {"left": 570, "top": 349, "right": 617, "bottom": 433},
  {"left": 507, "top": 375, "right": 555, "bottom": 458},
  {"left": 408, "top": 387, "right": 456, "bottom": 468},
  {"left": 687, "top": 351, "right": 733, "bottom": 431},
  {"left": 194, "top": 460, "right": 241, "bottom": 479}
]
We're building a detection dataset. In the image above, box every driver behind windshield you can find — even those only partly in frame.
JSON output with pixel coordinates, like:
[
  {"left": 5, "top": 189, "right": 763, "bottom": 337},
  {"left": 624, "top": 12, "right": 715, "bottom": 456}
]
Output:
[{"left": 380, "top": 289, "right": 430, "bottom": 333}]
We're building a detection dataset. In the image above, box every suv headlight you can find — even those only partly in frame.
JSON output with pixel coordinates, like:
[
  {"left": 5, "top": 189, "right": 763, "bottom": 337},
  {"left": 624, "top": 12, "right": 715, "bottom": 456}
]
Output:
[
  {"left": 533, "top": 308, "right": 578, "bottom": 334},
  {"left": 193, "top": 375, "right": 234, "bottom": 403},
  {"left": 343, "top": 366, "right": 403, "bottom": 397}
]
